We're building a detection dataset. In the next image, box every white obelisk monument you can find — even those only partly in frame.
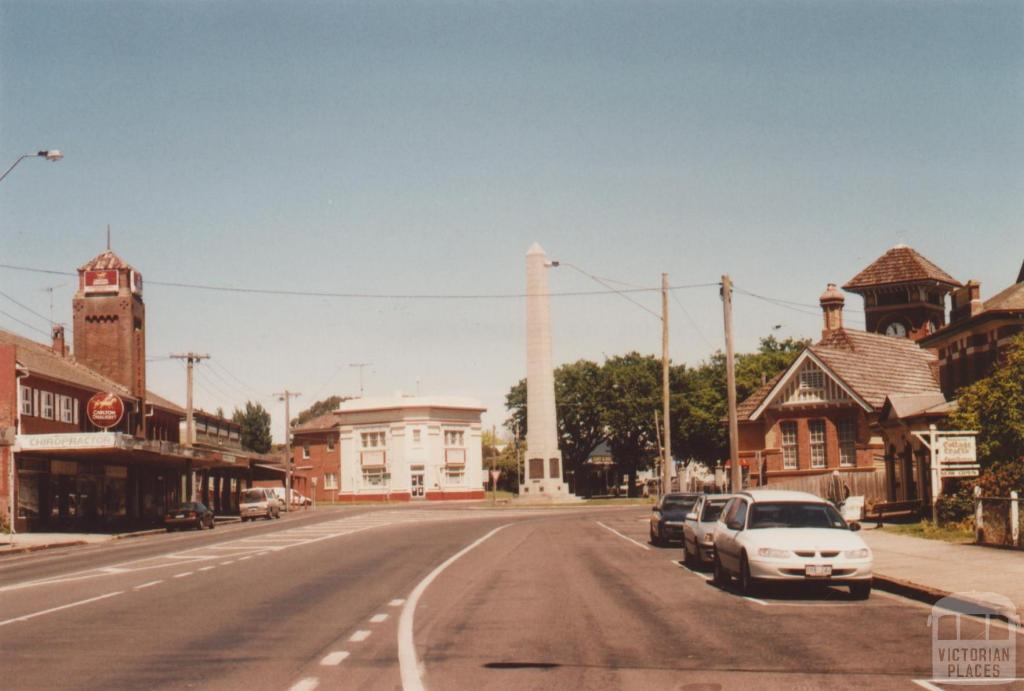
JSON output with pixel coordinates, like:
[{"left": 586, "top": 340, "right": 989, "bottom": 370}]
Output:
[{"left": 521, "top": 243, "right": 570, "bottom": 498}]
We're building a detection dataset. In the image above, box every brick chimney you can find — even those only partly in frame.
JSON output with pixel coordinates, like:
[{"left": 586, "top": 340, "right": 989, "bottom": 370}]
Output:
[
  {"left": 820, "top": 283, "right": 845, "bottom": 339},
  {"left": 51, "top": 324, "right": 67, "bottom": 357},
  {"left": 950, "top": 280, "right": 983, "bottom": 323}
]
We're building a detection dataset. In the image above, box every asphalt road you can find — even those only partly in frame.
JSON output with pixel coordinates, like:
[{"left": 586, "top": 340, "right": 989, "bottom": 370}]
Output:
[{"left": 1, "top": 504, "right": 1017, "bottom": 691}]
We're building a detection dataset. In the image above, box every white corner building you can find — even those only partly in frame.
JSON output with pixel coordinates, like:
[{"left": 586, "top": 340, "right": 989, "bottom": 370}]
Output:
[{"left": 336, "top": 396, "right": 487, "bottom": 502}]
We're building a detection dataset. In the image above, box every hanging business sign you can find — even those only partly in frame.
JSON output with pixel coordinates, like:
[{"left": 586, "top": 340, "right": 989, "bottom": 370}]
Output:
[
  {"left": 130, "top": 269, "right": 143, "bottom": 296},
  {"left": 938, "top": 435, "right": 980, "bottom": 478},
  {"left": 87, "top": 392, "right": 126, "bottom": 430},
  {"left": 84, "top": 269, "right": 119, "bottom": 294}
]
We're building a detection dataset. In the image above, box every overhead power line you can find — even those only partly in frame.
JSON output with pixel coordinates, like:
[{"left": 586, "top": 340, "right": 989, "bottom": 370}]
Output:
[
  {"left": 0, "top": 309, "right": 50, "bottom": 337},
  {"left": 0, "top": 288, "right": 53, "bottom": 326},
  {"left": 0, "top": 263, "right": 715, "bottom": 301}
]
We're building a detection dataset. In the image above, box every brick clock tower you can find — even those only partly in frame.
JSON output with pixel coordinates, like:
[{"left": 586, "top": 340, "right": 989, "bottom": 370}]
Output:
[
  {"left": 843, "top": 245, "right": 961, "bottom": 341},
  {"left": 72, "top": 250, "right": 146, "bottom": 436}
]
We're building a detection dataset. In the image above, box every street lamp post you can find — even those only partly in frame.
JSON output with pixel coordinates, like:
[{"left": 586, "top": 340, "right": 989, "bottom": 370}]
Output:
[{"left": 0, "top": 150, "right": 63, "bottom": 183}]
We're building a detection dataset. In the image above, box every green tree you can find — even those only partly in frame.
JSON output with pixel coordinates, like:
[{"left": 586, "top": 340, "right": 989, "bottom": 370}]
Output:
[
  {"left": 232, "top": 401, "right": 273, "bottom": 453},
  {"left": 672, "top": 336, "right": 808, "bottom": 465},
  {"left": 505, "top": 359, "right": 607, "bottom": 484},
  {"left": 602, "top": 352, "right": 662, "bottom": 497},
  {"left": 949, "top": 333, "right": 1024, "bottom": 468},
  {"left": 294, "top": 395, "right": 349, "bottom": 426}
]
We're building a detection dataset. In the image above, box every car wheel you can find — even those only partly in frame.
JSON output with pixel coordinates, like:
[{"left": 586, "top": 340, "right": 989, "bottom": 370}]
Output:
[
  {"left": 739, "top": 553, "right": 757, "bottom": 595},
  {"left": 850, "top": 582, "right": 872, "bottom": 600},
  {"left": 713, "top": 555, "right": 729, "bottom": 587}
]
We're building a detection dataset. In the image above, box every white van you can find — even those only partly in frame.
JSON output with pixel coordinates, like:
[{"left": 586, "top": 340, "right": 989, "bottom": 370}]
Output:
[{"left": 239, "top": 488, "right": 281, "bottom": 521}]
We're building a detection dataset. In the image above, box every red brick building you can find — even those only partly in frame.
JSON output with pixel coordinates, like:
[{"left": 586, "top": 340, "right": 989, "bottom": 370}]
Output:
[
  {"left": 1, "top": 249, "right": 279, "bottom": 532},
  {"left": 919, "top": 261, "right": 1024, "bottom": 398},
  {"left": 735, "top": 282, "right": 942, "bottom": 490},
  {"left": 287, "top": 413, "right": 340, "bottom": 503}
]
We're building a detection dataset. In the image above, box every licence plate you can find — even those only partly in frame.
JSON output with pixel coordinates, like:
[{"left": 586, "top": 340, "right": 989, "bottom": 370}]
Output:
[
  {"left": 805, "top": 565, "right": 832, "bottom": 578},
  {"left": 176, "top": 514, "right": 185, "bottom": 519}
]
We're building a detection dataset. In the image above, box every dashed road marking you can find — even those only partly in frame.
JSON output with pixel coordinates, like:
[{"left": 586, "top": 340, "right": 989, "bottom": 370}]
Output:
[
  {"left": 671, "top": 559, "right": 712, "bottom": 581},
  {"left": 320, "top": 651, "right": 350, "bottom": 666},
  {"left": 596, "top": 521, "right": 651, "bottom": 551},
  {"left": 134, "top": 580, "right": 163, "bottom": 590},
  {"left": 198, "top": 566, "right": 216, "bottom": 572},
  {"left": 173, "top": 571, "right": 194, "bottom": 578},
  {"left": 220, "top": 561, "right": 235, "bottom": 565},
  {"left": 0, "top": 591, "right": 123, "bottom": 627},
  {"left": 238, "top": 556, "right": 252, "bottom": 561},
  {"left": 369, "top": 613, "right": 388, "bottom": 624},
  {"left": 288, "top": 678, "right": 319, "bottom": 691},
  {"left": 349, "top": 630, "right": 371, "bottom": 642},
  {"left": 389, "top": 599, "right": 405, "bottom": 607}
]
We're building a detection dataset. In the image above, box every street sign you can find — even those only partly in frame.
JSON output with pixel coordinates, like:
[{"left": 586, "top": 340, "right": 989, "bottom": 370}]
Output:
[
  {"left": 490, "top": 470, "right": 501, "bottom": 482},
  {"left": 938, "top": 435, "right": 979, "bottom": 479}
]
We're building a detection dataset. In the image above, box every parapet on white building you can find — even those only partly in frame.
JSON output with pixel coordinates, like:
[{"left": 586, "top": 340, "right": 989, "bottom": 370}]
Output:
[{"left": 336, "top": 396, "right": 486, "bottom": 502}]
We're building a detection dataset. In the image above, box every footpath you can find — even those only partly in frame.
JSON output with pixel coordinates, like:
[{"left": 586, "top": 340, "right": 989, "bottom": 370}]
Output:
[
  {"left": 0, "top": 516, "right": 241, "bottom": 555},
  {"left": 862, "top": 525, "right": 1024, "bottom": 620}
]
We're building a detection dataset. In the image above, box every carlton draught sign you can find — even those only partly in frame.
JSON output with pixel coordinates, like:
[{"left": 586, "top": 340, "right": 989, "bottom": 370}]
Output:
[{"left": 87, "top": 392, "right": 126, "bottom": 430}]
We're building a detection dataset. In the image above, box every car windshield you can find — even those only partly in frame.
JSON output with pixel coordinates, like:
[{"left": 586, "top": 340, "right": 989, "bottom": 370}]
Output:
[
  {"left": 241, "top": 490, "right": 266, "bottom": 503},
  {"left": 176, "top": 503, "right": 203, "bottom": 511},
  {"left": 701, "top": 502, "right": 727, "bottom": 522},
  {"left": 747, "top": 502, "right": 848, "bottom": 530},
  {"left": 662, "top": 498, "right": 697, "bottom": 512}
]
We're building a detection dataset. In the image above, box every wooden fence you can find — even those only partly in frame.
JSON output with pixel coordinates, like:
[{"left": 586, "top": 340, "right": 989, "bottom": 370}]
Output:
[{"left": 764, "top": 469, "right": 888, "bottom": 503}]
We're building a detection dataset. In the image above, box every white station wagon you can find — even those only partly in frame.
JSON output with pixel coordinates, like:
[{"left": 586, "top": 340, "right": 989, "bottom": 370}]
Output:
[{"left": 712, "top": 489, "right": 873, "bottom": 599}]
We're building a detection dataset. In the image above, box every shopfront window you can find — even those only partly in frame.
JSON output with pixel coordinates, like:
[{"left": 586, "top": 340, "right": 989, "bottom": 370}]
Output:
[{"left": 17, "top": 473, "right": 40, "bottom": 519}]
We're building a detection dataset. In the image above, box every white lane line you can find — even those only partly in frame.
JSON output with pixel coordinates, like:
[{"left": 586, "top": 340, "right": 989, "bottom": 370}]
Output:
[
  {"left": 670, "top": 559, "right": 712, "bottom": 581},
  {"left": 596, "top": 521, "right": 651, "bottom": 551},
  {"left": 912, "top": 681, "right": 945, "bottom": 691},
  {"left": 220, "top": 561, "right": 235, "bottom": 566},
  {"left": 743, "top": 595, "right": 770, "bottom": 606},
  {"left": 173, "top": 571, "right": 194, "bottom": 578},
  {"left": 101, "top": 566, "right": 128, "bottom": 573},
  {"left": 389, "top": 599, "right": 406, "bottom": 607},
  {"left": 399, "top": 524, "right": 509, "bottom": 691},
  {"left": 0, "top": 590, "right": 123, "bottom": 627},
  {"left": 349, "top": 630, "right": 371, "bottom": 642},
  {"left": 320, "top": 651, "right": 350, "bottom": 666},
  {"left": 198, "top": 566, "right": 216, "bottom": 572},
  {"left": 134, "top": 580, "right": 163, "bottom": 590},
  {"left": 289, "top": 678, "right": 320, "bottom": 691},
  {"left": 369, "top": 613, "right": 388, "bottom": 624},
  {"left": 238, "top": 556, "right": 252, "bottom": 561}
]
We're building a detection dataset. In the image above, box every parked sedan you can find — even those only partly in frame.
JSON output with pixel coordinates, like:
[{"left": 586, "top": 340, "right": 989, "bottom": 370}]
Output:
[
  {"left": 712, "top": 490, "right": 873, "bottom": 599},
  {"left": 682, "top": 494, "right": 733, "bottom": 567},
  {"left": 649, "top": 492, "right": 701, "bottom": 546},
  {"left": 164, "top": 502, "right": 215, "bottom": 531}
]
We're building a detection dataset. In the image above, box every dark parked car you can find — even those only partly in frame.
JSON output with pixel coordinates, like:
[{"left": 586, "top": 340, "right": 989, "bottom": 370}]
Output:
[
  {"left": 164, "top": 502, "right": 215, "bottom": 531},
  {"left": 649, "top": 492, "right": 701, "bottom": 546}
]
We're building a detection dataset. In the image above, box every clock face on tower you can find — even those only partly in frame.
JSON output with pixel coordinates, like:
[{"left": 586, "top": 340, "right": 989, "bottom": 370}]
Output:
[{"left": 884, "top": 322, "right": 907, "bottom": 338}]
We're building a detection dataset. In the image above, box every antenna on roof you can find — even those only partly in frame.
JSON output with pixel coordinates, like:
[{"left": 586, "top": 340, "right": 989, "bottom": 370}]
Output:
[{"left": 106, "top": 225, "right": 111, "bottom": 251}]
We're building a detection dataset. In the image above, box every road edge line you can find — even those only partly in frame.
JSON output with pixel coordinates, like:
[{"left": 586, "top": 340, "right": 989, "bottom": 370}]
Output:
[{"left": 398, "top": 524, "right": 510, "bottom": 691}]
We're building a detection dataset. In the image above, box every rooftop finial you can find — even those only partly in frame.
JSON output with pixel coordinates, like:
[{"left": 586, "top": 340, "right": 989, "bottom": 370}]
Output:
[{"left": 106, "top": 224, "right": 111, "bottom": 251}]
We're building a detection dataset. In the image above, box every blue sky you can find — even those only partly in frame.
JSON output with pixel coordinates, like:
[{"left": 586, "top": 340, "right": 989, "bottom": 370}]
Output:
[{"left": 2, "top": 1, "right": 1022, "bottom": 439}]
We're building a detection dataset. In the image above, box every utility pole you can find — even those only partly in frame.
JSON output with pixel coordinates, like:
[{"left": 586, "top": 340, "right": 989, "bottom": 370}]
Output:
[
  {"left": 171, "top": 354, "right": 208, "bottom": 499},
  {"left": 661, "top": 272, "right": 672, "bottom": 497},
  {"left": 170, "top": 353, "right": 210, "bottom": 448},
  {"left": 275, "top": 390, "right": 301, "bottom": 511},
  {"left": 721, "top": 275, "right": 741, "bottom": 492},
  {"left": 349, "top": 363, "right": 372, "bottom": 397}
]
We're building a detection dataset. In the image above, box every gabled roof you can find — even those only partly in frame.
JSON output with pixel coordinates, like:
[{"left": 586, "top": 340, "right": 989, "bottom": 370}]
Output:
[
  {"left": 881, "top": 392, "right": 948, "bottom": 420},
  {"left": 738, "top": 328, "right": 940, "bottom": 421},
  {"left": 79, "top": 249, "right": 135, "bottom": 272},
  {"left": 1, "top": 328, "right": 136, "bottom": 400},
  {"left": 983, "top": 280, "right": 1024, "bottom": 312},
  {"left": 147, "top": 390, "right": 186, "bottom": 415},
  {"left": 1, "top": 328, "right": 185, "bottom": 417},
  {"left": 843, "top": 245, "right": 961, "bottom": 292},
  {"left": 293, "top": 412, "right": 340, "bottom": 433}
]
